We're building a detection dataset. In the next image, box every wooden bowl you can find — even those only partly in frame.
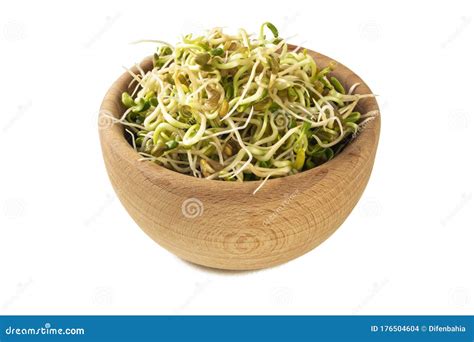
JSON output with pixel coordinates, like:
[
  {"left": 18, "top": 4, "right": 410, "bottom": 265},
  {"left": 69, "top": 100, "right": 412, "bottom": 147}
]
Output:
[{"left": 98, "top": 47, "right": 381, "bottom": 270}]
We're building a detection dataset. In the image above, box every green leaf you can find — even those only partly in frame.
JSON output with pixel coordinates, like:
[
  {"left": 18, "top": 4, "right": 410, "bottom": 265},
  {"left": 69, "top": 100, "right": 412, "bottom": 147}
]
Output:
[
  {"left": 261, "top": 22, "right": 279, "bottom": 39},
  {"left": 165, "top": 140, "right": 179, "bottom": 149},
  {"left": 132, "top": 98, "right": 150, "bottom": 113},
  {"left": 330, "top": 77, "right": 346, "bottom": 94},
  {"left": 195, "top": 53, "right": 210, "bottom": 66},
  {"left": 121, "top": 92, "right": 135, "bottom": 108},
  {"left": 210, "top": 48, "right": 224, "bottom": 56}
]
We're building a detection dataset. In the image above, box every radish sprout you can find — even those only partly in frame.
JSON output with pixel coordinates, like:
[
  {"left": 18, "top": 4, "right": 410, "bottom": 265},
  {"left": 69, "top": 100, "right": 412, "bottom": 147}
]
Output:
[{"left": 115, "top": 23, "right": 377, "bottom": 184}]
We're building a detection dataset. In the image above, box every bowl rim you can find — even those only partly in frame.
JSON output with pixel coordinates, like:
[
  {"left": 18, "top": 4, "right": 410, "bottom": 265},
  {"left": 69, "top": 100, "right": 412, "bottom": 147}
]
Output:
[{"left": 99, "top": 46, "right": 380, "bottom": 192}]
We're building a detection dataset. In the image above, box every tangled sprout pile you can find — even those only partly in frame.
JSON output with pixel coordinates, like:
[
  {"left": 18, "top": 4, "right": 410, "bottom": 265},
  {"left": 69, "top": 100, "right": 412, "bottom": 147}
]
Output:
[{"left": 117, "top": 23, "right": 377, "bottom": 184}]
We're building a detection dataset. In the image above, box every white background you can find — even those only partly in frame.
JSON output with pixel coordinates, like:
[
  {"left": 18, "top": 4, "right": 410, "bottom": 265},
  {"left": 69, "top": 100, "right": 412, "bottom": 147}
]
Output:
[{"left": 1, "top": 0, "right": 473, "bottom": 315}]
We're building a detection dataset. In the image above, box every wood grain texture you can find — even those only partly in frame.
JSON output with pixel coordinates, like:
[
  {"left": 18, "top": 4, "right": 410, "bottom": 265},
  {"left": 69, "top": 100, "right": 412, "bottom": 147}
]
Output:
[{"left": 98, "top": 47, "right": 381, "bottom": 270}]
